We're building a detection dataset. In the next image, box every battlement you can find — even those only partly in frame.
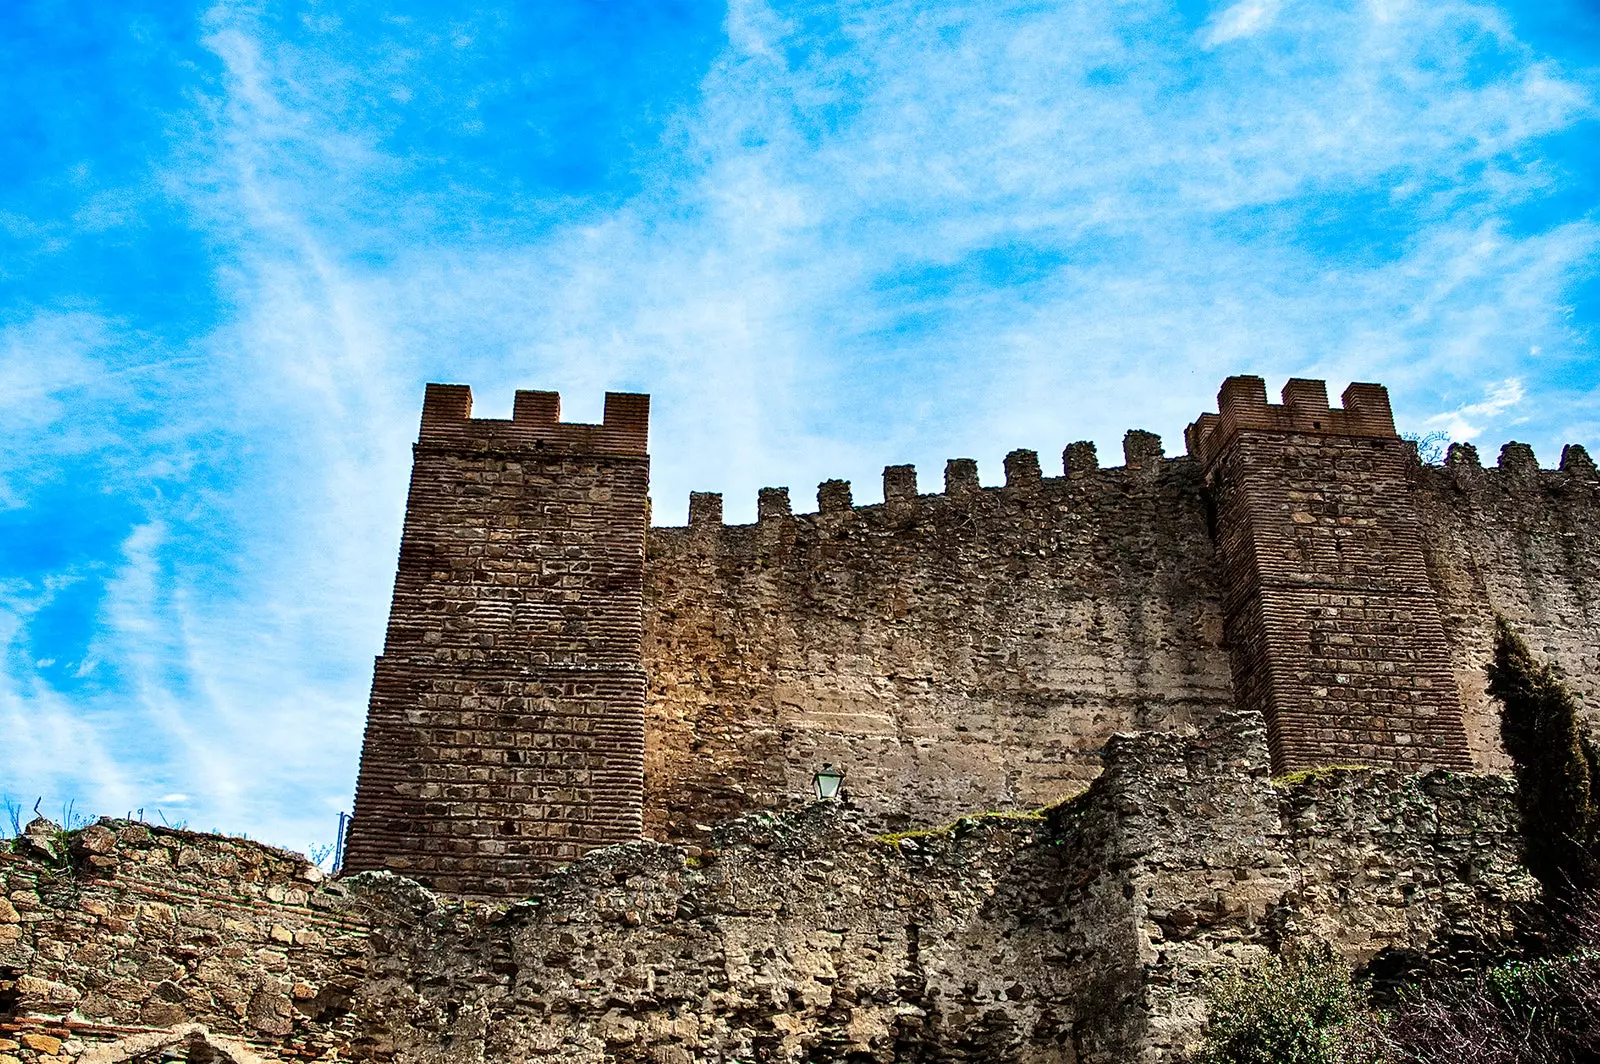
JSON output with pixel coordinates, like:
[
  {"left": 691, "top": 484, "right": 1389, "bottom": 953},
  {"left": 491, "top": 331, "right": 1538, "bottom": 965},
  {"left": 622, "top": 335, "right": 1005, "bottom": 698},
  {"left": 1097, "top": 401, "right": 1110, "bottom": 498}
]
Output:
[
  {"left": 1184, "top": 375, "right": 1395, "bottom": 469},
  {"left": 670, "top": 430, "right": 1170, "bottom": 528},
  {"left": 1186, "top": 375, "right": 1470, "bottom": 775},
  {"left": 348, "top": 381, "right": 651, "bottom": 894},
  {"left": 1433, "top": 439, "right": 1600, "bottom": 480},
  {"left": 419, "top": 382, "right": 649, "bottom": 456}
]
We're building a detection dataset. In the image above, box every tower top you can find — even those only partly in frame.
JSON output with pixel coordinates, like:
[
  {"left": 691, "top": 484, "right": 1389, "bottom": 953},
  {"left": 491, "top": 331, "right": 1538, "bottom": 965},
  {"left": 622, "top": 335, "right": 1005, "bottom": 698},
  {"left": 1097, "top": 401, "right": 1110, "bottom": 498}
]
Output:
[
  {"left": 1184, "top": 376, "right": 1395, "bottom": 469},
  {"left": 419, "top": 383, "right": 649, "bottom": 456}
]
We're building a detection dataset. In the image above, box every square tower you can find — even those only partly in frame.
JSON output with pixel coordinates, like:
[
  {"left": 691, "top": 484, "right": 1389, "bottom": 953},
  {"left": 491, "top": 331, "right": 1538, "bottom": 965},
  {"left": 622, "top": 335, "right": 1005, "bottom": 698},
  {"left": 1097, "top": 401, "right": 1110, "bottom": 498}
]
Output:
[
  {"left": 343, "top": 384, "right": 650, "bottom": 894},
  {"left": 1187, "top": 376, "right": 1471, "bottom": 774}
]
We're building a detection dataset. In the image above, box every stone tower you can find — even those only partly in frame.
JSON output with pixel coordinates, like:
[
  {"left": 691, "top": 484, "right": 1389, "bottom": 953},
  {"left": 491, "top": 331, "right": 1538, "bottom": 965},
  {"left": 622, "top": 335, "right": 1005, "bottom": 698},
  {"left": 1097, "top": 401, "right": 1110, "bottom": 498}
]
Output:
[
  {"left": 343, "top": 384, "right": 650, "bottom": 895},
  {"left": 1186, "top": 376, "right": 1472, "bottom": 774}
]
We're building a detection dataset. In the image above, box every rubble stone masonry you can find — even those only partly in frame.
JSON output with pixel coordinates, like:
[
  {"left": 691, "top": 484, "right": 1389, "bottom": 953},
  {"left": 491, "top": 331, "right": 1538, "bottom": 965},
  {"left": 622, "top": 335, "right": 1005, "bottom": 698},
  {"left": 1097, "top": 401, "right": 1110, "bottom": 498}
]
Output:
[
  {"left": 641, "top": 433, "right": 1232, "bottom": 841},
  {"left": 1415, "top": 440, "right": 1600, "bottom": 770},
  {"left": 1, "top": 714, "right": 1535, "bottom": 1064},
  {"left": 0, "top": 819, "right": 368, "bottom": 1062}
]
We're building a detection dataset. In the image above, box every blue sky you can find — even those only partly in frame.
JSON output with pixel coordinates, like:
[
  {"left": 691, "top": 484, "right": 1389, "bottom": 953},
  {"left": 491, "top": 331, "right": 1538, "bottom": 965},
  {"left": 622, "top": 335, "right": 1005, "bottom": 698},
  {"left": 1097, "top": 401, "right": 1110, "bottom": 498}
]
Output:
[{"left": 2, "top": 0, "right": 1597, "bottom": 855}]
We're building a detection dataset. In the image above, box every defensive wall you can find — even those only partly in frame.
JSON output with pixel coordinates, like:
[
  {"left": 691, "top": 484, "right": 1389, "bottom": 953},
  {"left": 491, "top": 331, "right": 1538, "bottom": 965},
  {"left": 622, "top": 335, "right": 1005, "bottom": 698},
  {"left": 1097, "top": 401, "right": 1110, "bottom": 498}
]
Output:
[
  {"left": 641, "top": 430, "right": 1231, "bottom": 842},
  {"left": 1416, "top": 440, "right": 1600, "bottom": 770},
  {"left": 343, "top": 374, "right": 1600, "bottom": 894},
  {"left": 0, "top": 713, "right": 1537, "bottom": 1064}
]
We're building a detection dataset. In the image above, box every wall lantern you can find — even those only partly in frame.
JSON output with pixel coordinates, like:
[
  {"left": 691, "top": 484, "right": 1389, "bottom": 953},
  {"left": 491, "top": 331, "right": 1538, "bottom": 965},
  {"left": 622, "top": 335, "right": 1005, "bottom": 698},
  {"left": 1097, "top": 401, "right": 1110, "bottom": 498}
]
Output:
[{"left": 813, "top": 764, "right": 845, "bottom": 801}]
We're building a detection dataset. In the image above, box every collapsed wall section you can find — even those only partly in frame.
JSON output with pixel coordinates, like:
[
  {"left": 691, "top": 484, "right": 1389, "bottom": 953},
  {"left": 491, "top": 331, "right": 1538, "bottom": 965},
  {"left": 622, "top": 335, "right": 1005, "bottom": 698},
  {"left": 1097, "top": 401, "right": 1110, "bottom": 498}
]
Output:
[
  {"left": 1272, "top": 765, "right": 1531, "bottom": 969},
  {"left": 354, "top": 805, "right": 1140, "bottom": 1064},
  {"left": 641, "top": 437, "right": 1234, "bottom": 841},
  {"left": 2, "top": 717, "right": 1536, "bottom": 1064},
  {"left": 1113, "top": 732, "right": 1534, "bottom": 1059},
  {"left": 344, "top": 385, "right": 650, "bottom": 895}
]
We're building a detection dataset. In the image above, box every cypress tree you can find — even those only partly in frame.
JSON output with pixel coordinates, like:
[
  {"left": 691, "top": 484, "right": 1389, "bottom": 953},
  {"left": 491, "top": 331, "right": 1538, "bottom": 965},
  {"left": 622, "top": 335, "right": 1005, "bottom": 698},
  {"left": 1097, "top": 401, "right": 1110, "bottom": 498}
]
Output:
[{"left": 1485, "top": 616, "right": 1598, "bottom": 899}]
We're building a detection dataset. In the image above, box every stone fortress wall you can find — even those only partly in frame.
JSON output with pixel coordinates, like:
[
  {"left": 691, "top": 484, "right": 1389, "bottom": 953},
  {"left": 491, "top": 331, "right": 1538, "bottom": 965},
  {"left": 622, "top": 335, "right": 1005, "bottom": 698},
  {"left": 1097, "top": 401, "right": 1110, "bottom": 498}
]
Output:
[
  {"left": 640, "top": 432, "right": 1232, "bottom": 842},
  {"left": 643, "top": 377, "right": 1600, "bottom": 841},
  {"left": 6, "top": 369, "right": 1593, "bottom": 1056},
  {"left": 342, "top": 374, "right": 1600, "bottom": 893},
  {"left": 5, "top": 372, "right": 1594, "bottom": 1063},
  {"left": 1415, "top": 440, "right": 1600, "bottom": 769}
]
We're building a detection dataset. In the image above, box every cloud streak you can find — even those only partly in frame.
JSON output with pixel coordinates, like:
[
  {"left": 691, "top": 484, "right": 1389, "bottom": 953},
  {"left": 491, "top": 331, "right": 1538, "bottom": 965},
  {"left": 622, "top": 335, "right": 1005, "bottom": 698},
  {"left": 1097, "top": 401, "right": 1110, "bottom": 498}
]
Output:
[
  {"left": 1202, "top": 0, "right": 1282, "bottom": 47},
  {"left": 1426, "top": 377, "right": 1528, "bottom": 440}
]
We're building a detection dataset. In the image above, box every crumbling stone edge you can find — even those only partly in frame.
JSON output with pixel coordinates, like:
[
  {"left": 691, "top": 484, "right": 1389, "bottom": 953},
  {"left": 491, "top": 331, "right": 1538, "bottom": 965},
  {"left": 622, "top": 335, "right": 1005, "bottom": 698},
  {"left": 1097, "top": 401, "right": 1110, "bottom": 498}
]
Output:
[{"left": 3, "top": 711, "right": 1536, "bottom": 1063}]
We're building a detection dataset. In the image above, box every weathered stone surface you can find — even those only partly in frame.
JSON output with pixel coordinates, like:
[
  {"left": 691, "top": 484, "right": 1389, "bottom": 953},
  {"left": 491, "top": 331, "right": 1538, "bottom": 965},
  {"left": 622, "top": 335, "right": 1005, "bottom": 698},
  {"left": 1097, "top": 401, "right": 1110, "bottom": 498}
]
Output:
[
  {"left": 342, "top": 378, "right": 1600, "bottom": 896},
  {"left": 1, "top": 714, "right": 1534, "bottom": 1064},
  {"left": 347, "top": 716, "right": 1526, "bottom": 1063},
  {"left": 0, "top": 823, "right": 367, "bottom": 1062},
  {"left": 1412, "top": 446, "right": 1600, "bottom": 770},
  {"left": 643, "top": 446, "right": 1232, "bottom": 843},
  {"left": 74, "top": 1024, "right": 265, "bottom": 1064}
]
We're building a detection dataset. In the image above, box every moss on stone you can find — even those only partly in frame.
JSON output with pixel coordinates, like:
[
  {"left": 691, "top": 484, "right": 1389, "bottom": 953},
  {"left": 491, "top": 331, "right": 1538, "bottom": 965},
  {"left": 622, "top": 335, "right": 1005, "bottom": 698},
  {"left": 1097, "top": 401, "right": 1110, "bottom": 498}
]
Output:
[
  {"left": 874, "top": 791, "right": 1087, "bottom": 848},
  {"left": 1270, "top": 765, "right": 1375, "bottom": 789}
]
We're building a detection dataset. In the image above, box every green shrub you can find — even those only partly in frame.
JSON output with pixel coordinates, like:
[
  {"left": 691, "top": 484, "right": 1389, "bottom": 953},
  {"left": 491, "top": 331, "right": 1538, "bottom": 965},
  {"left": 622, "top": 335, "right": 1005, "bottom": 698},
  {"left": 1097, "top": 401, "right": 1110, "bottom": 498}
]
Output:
[
  {"left": 1197, "top": 945, "right": 1383, "bottom": 1064},
  {"left": 1485, "top": 616, "right": 1598, "bottom": 899}
]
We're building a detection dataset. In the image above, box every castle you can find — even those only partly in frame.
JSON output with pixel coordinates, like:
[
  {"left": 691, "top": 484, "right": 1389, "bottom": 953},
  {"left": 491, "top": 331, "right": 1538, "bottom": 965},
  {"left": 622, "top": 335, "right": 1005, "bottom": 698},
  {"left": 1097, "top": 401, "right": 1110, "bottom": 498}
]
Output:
[
  {"left": 6, "top": 372, "right": 1598, "bottom": 1064},
  {"left": 341, "top": 374, "right": 1600, "bottom": 895}
]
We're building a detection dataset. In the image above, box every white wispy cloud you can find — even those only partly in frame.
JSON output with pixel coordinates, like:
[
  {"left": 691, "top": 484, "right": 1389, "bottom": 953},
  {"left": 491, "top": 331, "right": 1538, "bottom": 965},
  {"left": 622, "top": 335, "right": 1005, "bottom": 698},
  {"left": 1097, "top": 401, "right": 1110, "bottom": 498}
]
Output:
[
  {"left": 1202, "top": 0, "right": 1283, "bottom": 48},
  {"left": 1425, "top": 377, "right": 1528, "bottom": 441},
  {"left": 0, "top": 313, "right": 118, "bottom": 505}
]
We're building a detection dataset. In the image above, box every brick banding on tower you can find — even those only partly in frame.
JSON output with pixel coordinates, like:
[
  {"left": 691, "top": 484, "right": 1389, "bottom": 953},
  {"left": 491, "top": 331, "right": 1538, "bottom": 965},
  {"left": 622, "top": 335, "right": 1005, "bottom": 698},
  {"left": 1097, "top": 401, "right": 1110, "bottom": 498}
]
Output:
[
  {"left": 1185, "top": 375, "right": 1473, "bottom": 774},
  {"left": 343, "top": 384, "right": 650, "bottom": 895}
]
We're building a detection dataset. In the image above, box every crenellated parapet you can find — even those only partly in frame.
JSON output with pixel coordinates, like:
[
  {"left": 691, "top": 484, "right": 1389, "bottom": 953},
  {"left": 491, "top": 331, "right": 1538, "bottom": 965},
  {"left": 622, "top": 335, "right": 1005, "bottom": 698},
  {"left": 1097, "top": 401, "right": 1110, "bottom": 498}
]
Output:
[
  {"left": 638, "top": 428, "right": 1232, "bottom": 841},
  {"left": 418, "top": 383, "right": 649, "bottom": 455},
  {"left": 688, "top": 490, "right": 723, "bottom": 527},
  {"left": 1184, "top": 375, "right": 1395, "bottom": 470},
  {"left": 1432, "top": 438, "right": 1599, "bottom": 484},
  {"left": 1562, "top": 443, "right": 1598, "bottom": 475},
  {"left": 667, "top": 429, "right": 1174, "bottom": 531}
]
